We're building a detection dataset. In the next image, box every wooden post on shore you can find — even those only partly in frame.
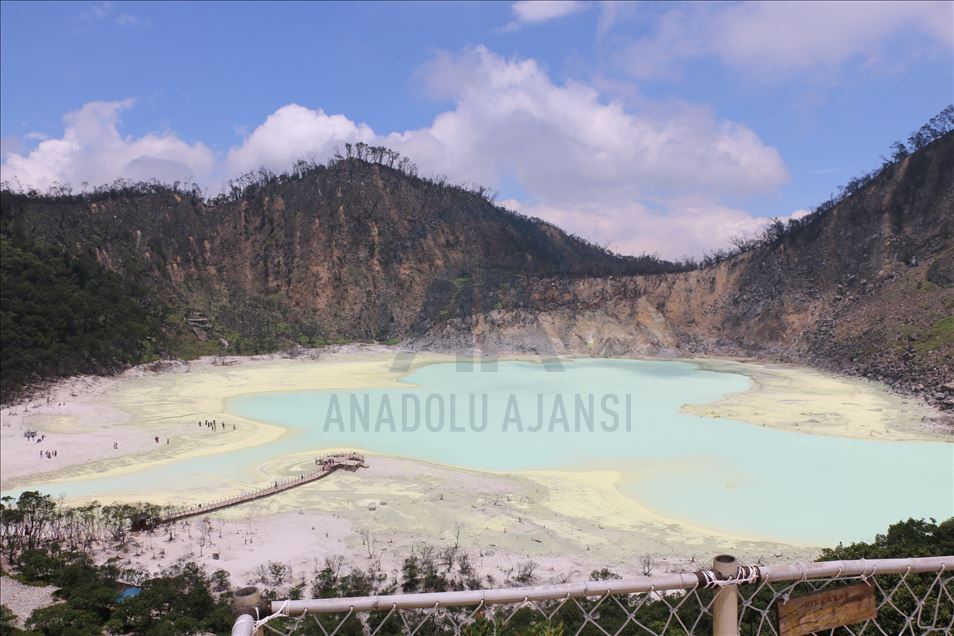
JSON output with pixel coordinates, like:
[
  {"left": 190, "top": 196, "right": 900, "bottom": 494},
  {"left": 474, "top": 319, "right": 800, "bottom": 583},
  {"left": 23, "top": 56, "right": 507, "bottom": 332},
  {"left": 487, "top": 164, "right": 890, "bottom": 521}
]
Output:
[{"left": 712, "top": 554, "right": 739, "bottom": 636}]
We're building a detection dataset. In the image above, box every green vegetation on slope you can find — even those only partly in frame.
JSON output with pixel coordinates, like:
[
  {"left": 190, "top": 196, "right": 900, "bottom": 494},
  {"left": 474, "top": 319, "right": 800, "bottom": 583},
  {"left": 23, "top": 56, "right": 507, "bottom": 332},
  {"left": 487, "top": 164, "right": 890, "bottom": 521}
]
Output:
[
  {"left": 0, "top": 225, "right": 356, "bottom": 402},
  {"left": 915, "top": 316, "right": 954, "bottom": 354},
  {"left": 0, "top": 231, "right": 166, "bottom": 401}
]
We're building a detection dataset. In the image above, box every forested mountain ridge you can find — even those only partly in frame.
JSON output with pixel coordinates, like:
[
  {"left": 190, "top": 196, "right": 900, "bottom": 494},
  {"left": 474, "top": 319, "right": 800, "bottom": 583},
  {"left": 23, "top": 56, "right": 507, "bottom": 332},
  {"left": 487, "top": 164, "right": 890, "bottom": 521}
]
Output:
[
  {"left": 0, "top": 156, "right": 678, "bottom": 399},
  {"left": 1, "top": 131, "right": 952, "bottom": 408}
]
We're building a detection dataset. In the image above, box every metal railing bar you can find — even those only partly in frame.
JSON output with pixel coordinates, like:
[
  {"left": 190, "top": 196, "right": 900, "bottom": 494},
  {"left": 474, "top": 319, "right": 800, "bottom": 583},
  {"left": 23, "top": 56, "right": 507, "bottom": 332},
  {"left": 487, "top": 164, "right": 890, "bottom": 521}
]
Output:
[{"left": 269, "top": 556, "right": 954, "bottom": 616}]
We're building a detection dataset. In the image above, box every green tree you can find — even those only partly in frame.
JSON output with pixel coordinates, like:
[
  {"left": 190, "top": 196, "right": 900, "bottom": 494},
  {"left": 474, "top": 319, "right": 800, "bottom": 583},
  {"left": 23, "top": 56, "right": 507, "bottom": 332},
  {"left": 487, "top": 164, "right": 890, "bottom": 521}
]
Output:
[
  {"left": 0, "top": 604, "right": 21, "bottom": 634},
  {"left": 0, "top": 233, "right": 165, "bottom": 401},
  {"left": 105, "top": 563, "right": 232, "bottom": 635},
  {"left": 26, "top": 604, "right": 102, "bottom": 636}
]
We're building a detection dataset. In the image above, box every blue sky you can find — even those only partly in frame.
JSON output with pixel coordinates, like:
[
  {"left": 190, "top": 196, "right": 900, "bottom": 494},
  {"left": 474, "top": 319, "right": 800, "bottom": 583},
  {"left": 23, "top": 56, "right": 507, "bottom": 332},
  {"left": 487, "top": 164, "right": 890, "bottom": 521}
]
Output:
[{"left": 1, "top": 1, "right": 951, "bottom": 257}]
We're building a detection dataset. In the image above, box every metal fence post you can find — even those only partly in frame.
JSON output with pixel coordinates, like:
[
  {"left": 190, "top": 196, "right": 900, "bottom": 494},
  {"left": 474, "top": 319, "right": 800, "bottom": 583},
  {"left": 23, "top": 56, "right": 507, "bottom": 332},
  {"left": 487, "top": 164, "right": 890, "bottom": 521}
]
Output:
[
  {"left": 232, "top": 585, "right": 263, "bottom": 636},
  {"left": 712, "top": 554, "right": 739, "bottom": 636}
]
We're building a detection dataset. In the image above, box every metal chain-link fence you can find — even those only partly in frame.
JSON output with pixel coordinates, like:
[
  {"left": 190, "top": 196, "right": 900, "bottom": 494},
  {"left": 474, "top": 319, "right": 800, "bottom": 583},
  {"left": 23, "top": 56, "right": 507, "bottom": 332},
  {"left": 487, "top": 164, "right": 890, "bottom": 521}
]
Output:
[{"left": 232, "top": 556, "right": 953, "bottom": 636}]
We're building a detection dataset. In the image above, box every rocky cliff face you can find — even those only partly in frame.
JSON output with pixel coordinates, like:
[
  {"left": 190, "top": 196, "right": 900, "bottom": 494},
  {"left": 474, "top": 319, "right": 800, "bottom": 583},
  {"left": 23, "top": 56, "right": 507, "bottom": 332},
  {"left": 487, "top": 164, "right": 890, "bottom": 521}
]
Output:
[
  {"left": 411, "top": 135, "right": 954, "bottom": 408},
  {"left": 2, "top": 136, "right": 952, "bottom": 407}
]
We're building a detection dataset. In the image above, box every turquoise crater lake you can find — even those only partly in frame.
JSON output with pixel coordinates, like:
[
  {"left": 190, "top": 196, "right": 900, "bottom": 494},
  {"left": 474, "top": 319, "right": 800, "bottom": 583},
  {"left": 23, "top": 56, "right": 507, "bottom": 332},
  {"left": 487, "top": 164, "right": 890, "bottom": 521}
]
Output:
[{"left": 16, "top": 359, "right": 954, "bottom": 546}]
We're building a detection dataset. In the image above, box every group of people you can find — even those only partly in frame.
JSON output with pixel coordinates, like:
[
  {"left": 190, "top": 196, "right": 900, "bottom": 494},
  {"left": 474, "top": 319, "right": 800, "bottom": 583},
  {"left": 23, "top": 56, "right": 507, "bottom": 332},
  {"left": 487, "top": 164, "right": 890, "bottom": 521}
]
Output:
[
  {"left": 28, "top": 418, "right": 236, "bottom": 463},
  {"left": 32, "top": 433, "right": 58, "bottom": 459},
  {"left": 198, "top": 419, "right": 236, "bottom": 432}
]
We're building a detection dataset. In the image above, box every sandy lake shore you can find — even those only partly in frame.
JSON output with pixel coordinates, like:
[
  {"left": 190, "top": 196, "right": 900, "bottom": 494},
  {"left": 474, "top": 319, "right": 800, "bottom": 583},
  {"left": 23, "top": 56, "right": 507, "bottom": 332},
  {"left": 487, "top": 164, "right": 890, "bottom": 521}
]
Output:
[
  {"left": 684, "top": 358, "right": 948, "bottom": 441},
  {"left": 1, "top": 346, "right": 949, "bottom": 587}
]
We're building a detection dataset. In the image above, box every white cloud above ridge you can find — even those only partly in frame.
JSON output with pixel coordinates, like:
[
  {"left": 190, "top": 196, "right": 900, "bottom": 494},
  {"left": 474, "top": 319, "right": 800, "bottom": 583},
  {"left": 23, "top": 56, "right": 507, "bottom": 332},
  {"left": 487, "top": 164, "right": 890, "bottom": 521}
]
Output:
[
  {"left": 392, "top": 48, "right": 787, "bottom": 203},
  {"left": 225, "top": 104, "right": 375, "bottom": 177},
  {"left": 502, "top": 199, "right": 813, "bottom": 259},
  {"left": 620, "top": 0, "right": 954, "bottom": 80},
  {"left": 503, "top": 1, "right": 587, "bottom": 31},
  {"left": 1, "top": 100, "right": 215, "bottom": 191},
  {"left": 0, "top": 48, "right": 789, "bottom": 257}
]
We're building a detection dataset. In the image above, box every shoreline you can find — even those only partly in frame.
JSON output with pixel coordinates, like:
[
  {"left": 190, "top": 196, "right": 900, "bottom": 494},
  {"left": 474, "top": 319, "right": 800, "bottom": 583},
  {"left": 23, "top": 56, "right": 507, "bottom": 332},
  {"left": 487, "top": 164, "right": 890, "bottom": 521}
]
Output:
[
  {"left": 683, "top": 357, "right": 949, "bottom": 442},
  {"left": 1, "top": 346, "right": 949, "bottom": 585},
  {"left": 0, "top": 346, "right": 423, "bottom": 490},
  {"left": 3, "top": 345, "right": 948, "bottom": 499}
]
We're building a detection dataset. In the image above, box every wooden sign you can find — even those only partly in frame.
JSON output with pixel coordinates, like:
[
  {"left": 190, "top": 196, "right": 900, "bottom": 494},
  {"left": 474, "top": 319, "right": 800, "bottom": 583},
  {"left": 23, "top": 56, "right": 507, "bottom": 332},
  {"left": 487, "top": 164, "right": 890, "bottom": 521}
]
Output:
[{"left": 777, "top": 583, "right": 877, "bottom": 636}]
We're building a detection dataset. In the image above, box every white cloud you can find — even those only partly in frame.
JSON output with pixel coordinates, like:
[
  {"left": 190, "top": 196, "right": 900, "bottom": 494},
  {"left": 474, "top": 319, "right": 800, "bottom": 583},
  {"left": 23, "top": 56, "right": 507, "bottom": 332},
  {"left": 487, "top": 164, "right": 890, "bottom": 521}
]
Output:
[
  {"left": 621, "top": 1, "right": 953, "bottom": 80},
  {"left": 503, "top": 199, "right": 769, "bottom": 258},
  {"left": 1, "top": 48, "right": 789, "bottom": 257},
  {"left": 386, "top": 47, "right": 786, "bottom": 205},
  {"left": 226, "top": 47, "right": 786, "bottom": 257},
  {"left": 223, "top": 47, "right": 786, "bottom": 206},
  {"left": 503, "top": 1, "right": 586, "bottom": 31},
  {"left": 503, "top": 202, "right": 816, "bottom": 259},
  {"left": 87, "top": 1, "right": 112, "bottom": 20},
  {"left": 0, "top": 100, "right": 215, "bottom": 191},
  {"left": 596, "top": 1, "right": 636, "bottom": 35},
  {"left": 512, "top": 0, "right": 585, "bottom": 23},
  {"left": 225, "top": 104, "right": 375, "bottom": 175},
  {"left": 82, "top": 1, "right": 140, "bottom": 27}
]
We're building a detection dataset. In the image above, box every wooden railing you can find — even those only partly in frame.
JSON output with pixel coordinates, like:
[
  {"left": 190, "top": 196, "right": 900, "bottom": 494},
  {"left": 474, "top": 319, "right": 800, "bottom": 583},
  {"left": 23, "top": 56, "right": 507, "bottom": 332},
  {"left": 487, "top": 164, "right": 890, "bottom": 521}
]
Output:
[{"left": 151, "top": 452, "right": 366, "bottom": 526}]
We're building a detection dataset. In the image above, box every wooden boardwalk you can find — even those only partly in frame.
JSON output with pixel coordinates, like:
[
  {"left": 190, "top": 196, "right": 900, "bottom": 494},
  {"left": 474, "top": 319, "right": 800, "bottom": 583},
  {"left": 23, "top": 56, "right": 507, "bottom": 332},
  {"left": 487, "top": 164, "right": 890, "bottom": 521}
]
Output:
[{"left": 150, "top": 452, "right": 367, "bottom": 526}]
